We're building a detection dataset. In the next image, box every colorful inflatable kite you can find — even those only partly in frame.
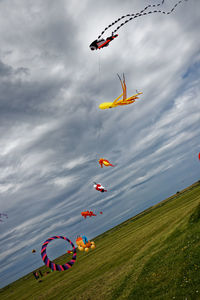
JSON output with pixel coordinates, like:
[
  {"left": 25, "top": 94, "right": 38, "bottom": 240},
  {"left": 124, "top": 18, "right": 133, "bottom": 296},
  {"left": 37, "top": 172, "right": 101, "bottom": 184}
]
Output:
[
  {"left": 90, "top": 34, "right": 118, "bottom": 50},
  {"left": 41, "top": 236, "right": 76, "bottom": 271},
  {"left": 99, "top": 74, "right": 142, "bottom": 110},
  {"left": 94, "top": 182, "right": 107, "bottom": 192},
  {"left": 98, "top": 158, "right": 115, "bottom": 168},
  {"left": 90, "top": 0, "right": 187, "bottom": 50},
  {"left": 76, "top": 236, "right": 95, "bottom": 252},
  {"left": 81, "top": 210, "right": 97, "bottom": 219}
]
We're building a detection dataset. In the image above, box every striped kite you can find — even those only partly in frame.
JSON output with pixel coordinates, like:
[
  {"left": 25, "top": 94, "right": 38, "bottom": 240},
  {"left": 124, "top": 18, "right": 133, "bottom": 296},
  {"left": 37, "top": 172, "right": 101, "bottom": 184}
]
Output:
[
  {"left": 90, "top": 0, "right": 188, "bottom": 50},
  {"left": 41, "top": 236, "right": 76, "bottom": 271}
]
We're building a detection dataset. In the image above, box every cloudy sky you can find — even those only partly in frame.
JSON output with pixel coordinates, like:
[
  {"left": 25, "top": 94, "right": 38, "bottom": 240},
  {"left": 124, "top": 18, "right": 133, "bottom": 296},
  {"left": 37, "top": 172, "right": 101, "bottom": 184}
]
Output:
[{"left": 0, "top": 0, "right": 199, "bottom": 288}]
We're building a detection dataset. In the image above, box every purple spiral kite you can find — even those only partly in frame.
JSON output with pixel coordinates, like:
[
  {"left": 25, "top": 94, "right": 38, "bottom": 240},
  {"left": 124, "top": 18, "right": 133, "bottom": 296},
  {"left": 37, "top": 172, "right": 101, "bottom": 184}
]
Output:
[{"left": 41, "top": 236, "right": 76, "bottom": 271}]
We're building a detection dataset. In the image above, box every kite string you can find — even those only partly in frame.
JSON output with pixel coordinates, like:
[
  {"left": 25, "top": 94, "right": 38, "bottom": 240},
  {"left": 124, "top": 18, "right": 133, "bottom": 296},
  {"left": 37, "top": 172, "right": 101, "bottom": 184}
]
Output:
[
  {"left": 112, "top": 0, "right": 185, "bottom": 35},
  {"left": 97, "top": 0, "right": 165, "bottom": 39},
  {"left": 98, "top": 52, "right": 101, "bottom": 73}
]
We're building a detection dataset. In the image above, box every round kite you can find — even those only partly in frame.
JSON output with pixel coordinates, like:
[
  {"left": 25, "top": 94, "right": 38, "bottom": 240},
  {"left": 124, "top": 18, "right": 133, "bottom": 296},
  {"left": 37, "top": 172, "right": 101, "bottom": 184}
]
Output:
[{"left": 41, "top": 236, "right": 76, "bottom": 271}]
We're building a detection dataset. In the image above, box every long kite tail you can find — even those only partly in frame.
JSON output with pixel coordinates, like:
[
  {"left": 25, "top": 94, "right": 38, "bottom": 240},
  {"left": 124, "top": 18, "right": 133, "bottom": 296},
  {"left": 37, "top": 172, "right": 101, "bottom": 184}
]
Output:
[
  {"left": 112, "top": 0, "right": 187, "bottom": 35},
  {"left": 117, "top": 73, "right": 127, "bottom": 100},
  {"left": 98, "top": 0, "right": 187, "bottom": 39},
  {"left": 98, "top": 0, "right": 165, "bottom": 39}
]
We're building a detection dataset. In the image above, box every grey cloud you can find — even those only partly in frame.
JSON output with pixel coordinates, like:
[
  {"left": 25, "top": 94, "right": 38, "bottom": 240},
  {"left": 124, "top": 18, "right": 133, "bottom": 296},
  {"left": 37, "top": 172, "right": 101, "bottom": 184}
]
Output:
[{"left": 0, "top": 0, "right": 200, "bottom": 288}]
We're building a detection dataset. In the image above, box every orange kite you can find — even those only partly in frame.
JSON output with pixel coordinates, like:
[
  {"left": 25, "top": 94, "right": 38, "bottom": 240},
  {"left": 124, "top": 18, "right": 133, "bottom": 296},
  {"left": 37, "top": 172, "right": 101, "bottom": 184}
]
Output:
[
  {"left": 98, "top": 158, "right": 115, "bottom": 168},
  {"left": 81, "top": 211, "right": 97, "bottom": 219}
]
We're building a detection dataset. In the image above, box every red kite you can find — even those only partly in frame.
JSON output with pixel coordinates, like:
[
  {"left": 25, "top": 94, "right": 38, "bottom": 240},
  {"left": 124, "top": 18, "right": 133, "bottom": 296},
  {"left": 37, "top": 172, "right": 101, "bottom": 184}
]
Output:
[
  {"left": 90, "top": 34, "right": 118, "bottom": 50},
  {"left": 93, "top": 182, "right": 107, "bottom": 192},
  {"left": 98, "top": 158, "right": 115, "bottom": 168},
  {"left": 91, "top": 0, "right": 187, "bottom": 50},
  {"left": 81, "top": 211, "right": 97, "bottom": 219}
]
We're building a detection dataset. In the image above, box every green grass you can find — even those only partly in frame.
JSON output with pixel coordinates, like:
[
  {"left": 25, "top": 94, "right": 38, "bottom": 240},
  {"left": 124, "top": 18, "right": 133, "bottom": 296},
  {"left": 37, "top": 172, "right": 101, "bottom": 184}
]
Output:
[{"left": 1, "top": 181, "right": 200, "bottom": 300}]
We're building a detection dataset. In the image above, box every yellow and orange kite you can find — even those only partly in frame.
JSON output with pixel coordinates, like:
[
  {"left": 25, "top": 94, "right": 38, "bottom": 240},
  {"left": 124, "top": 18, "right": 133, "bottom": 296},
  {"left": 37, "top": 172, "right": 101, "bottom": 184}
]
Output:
[
  {"left": 99, "top": 74, "right": 142, "bottom": 109},
  {"left": 76, "top": 236, "right": 95, "bottom": 252},
  {"left": 98, "top": 158, "right": 115, "bottom": 168}
]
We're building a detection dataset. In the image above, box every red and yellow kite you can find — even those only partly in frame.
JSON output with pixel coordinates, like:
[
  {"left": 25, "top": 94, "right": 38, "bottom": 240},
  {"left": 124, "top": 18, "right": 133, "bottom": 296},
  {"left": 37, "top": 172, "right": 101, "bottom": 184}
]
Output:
[
  {"left": 81, "top": 211, "right": 97, "bottom": 219},
  {"left": 98, "top": 158, "right": 115, "bottom": 168}
]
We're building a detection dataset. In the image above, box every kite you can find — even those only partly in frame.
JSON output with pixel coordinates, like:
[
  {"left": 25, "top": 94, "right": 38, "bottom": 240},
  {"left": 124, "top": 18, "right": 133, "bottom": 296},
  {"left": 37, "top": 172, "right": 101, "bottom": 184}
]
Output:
[
  {"left": 41, "top": 236, "right": 76, "bottom": 271},
  {"left": 0, "top": 213, "right": 8, "bottom": 222},
  {"left": 100, "top": 211, "right": 103, "bottom": 215},
  {"left": 67, "top": 250, "right": 73, "bottom": 254},
  {"left": 99, "top": 158, "right": 115, "bottom": 168},
  {"left": 32, "top": 249, "right": 36, "bottom": 253},
  {"left": 94, "top": 182, "right": 107, "bottom": 192},
  {"left": 81, "top": 210, "right": 97, "bottom": 219},
  {"left": 76, "top": 236, "right": 95, "bottom": 252},
  {"left": 82, "top": 235, "right": 88, "bottom": 244},
  {"left": 99, "top": 74, "right": 142, "bottom": 110},
  {"left": 90, "top": 0, "right": 187, "bottom": 50},
  {"left": 90, "top": 34, "right": 118, "bottom": 50},
  {"left": 199, "top": 152, "right": 200, "bottom": 160}
]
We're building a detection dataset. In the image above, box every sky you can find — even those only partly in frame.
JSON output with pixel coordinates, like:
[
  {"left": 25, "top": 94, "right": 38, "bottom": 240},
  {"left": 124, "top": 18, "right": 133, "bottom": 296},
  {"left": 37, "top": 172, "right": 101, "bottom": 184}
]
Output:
[{"left": 0, "top": 0, "right": 200, "bottom": 288}]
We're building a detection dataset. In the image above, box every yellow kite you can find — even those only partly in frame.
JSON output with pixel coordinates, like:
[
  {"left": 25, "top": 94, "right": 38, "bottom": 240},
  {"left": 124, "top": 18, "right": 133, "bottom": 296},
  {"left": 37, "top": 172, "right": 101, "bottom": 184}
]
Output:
[{"left": 99, "top": 74, "right": 142, "bottom": 109}]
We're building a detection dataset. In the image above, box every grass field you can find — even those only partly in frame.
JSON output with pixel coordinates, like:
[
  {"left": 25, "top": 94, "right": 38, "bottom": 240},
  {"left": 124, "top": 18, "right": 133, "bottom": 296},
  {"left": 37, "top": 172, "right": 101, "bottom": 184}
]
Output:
[{"left": 1, "top": 181, "right": 200, "bottom": 300}]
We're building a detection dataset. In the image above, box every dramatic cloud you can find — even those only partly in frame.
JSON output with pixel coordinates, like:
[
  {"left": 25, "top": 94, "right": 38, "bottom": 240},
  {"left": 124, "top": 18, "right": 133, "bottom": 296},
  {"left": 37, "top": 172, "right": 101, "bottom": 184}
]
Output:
[{"left": 0, "top": 0, "right": 199, "bottom": 288}]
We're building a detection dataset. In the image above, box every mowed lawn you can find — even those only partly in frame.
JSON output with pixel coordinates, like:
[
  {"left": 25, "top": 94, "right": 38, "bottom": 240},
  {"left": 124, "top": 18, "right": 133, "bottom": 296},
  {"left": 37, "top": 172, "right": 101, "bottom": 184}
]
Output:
[{"left": 1, "top": 182, "right": 200, "bottom": 300}]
